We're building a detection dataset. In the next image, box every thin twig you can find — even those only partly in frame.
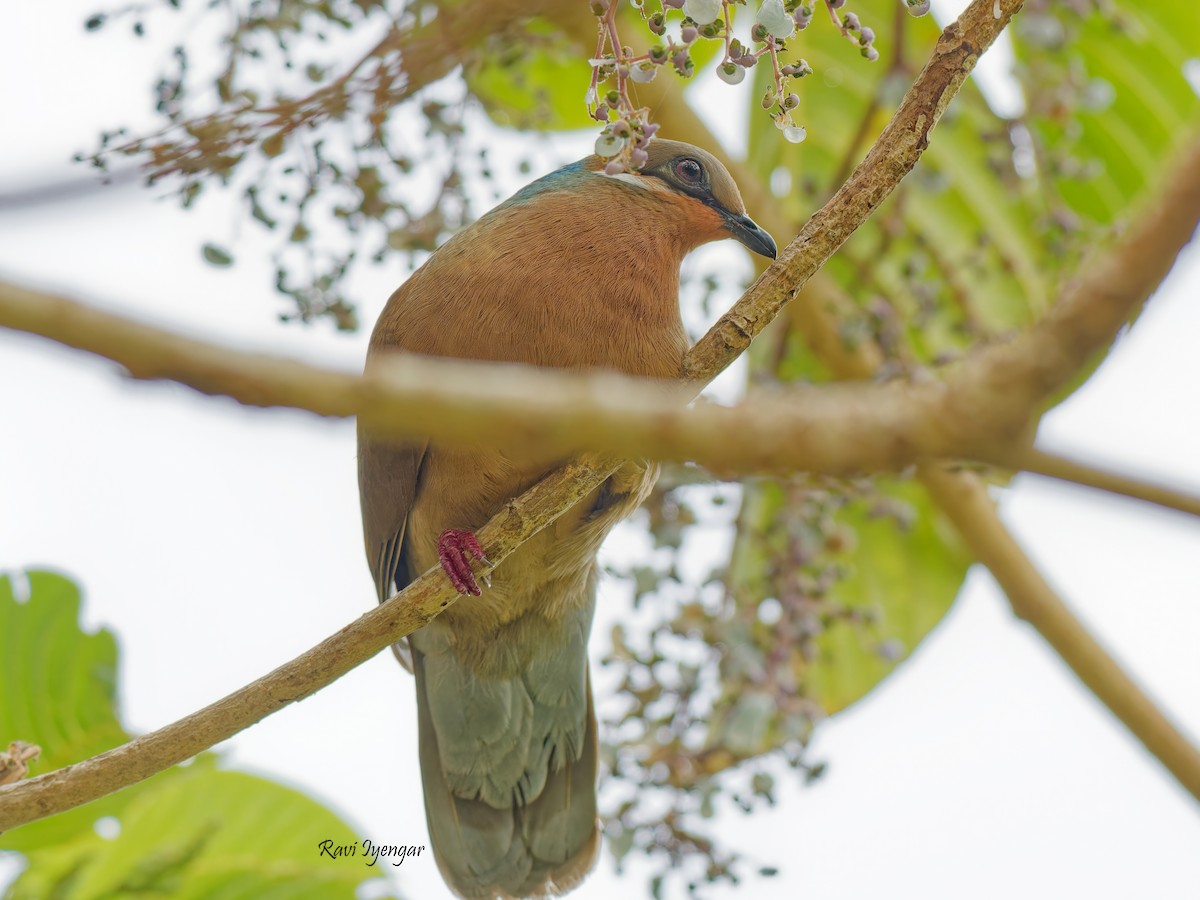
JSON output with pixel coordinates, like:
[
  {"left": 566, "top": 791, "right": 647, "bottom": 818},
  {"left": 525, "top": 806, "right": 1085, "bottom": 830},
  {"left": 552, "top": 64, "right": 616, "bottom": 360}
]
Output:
[
  {"left": 997, "top": 446, "right": 1200, "bottom": 520},
  {"left": 919, "top": 463, "right": 1200, "bottom": 801}
]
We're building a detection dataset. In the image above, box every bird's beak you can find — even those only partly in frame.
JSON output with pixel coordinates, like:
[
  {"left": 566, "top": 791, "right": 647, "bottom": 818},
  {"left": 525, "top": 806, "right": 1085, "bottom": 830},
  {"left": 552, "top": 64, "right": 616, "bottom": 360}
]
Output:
[{"left": 723, "top": 212, "right": 777, "bottom": 260}]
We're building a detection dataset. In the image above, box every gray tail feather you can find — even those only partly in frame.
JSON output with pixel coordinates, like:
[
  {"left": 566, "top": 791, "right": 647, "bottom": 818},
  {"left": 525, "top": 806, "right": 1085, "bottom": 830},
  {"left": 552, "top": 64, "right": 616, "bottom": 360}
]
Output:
[{"left": 413, "top": 653, "right": 599, "bottom": 899}]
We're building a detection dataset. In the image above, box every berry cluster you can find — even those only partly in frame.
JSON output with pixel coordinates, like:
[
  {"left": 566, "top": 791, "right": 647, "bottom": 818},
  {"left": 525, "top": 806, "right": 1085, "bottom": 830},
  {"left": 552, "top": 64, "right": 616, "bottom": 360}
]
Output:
[{"left": 589, "top": 1, "right": 931, "bottom": 171}]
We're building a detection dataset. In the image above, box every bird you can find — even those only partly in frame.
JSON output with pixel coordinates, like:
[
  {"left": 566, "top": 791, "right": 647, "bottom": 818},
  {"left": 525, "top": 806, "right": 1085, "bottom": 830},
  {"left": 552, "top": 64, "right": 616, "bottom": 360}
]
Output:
[{"left": 357, "top": 138, "right": 776, "bottom": 899}]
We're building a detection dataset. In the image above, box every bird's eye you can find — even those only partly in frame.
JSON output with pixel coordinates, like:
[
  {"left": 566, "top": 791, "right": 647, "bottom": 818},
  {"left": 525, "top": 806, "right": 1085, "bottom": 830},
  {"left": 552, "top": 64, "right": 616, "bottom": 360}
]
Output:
[{"left": 674, "top": 158, "right": 705, "bottom": 184}]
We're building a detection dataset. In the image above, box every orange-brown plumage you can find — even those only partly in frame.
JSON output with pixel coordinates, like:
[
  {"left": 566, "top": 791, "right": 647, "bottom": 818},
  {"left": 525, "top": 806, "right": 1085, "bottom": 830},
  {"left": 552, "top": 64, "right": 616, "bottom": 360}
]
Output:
[{"left": 357, "top": 139, "right": 774, "bottom": 899}]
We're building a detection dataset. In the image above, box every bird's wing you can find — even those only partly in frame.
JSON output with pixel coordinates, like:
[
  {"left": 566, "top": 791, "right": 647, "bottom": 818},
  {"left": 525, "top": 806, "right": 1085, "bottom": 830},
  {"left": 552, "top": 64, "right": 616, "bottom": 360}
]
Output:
[{"left": 358, "top": 430, "right": 428, "bottom": 671}]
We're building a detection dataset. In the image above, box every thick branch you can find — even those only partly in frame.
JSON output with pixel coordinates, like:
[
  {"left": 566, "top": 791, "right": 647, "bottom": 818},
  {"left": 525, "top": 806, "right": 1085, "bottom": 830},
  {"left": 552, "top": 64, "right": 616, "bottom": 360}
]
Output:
[
  {"left": 0, "top": 0, "right": 1110, "bottom": 829},
  {"left": 561, "top": 0, "right": 1200, "bottom": 807},
  {"left": 2, "top": 128, "right": 1196, "bottom": 483}
]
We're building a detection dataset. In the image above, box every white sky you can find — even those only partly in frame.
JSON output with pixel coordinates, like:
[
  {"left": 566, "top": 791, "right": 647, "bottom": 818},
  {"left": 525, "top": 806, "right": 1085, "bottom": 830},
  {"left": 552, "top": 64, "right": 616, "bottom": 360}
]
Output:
[{"left": 2, "top": 3, "right": 1199, "bottom": 899}]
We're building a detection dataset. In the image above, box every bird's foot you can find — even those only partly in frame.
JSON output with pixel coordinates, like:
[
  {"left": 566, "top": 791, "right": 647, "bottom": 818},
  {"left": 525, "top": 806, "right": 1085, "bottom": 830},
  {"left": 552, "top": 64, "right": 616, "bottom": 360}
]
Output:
[{"left": 436, "top": 529, "right": 493, "bottom": 596}]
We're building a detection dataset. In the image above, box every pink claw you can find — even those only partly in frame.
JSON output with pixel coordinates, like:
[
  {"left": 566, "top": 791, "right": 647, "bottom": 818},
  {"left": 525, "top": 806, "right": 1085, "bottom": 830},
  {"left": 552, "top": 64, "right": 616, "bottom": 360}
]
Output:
[{"left": 436, "top": 529, "right": 492, "bottom": 596}]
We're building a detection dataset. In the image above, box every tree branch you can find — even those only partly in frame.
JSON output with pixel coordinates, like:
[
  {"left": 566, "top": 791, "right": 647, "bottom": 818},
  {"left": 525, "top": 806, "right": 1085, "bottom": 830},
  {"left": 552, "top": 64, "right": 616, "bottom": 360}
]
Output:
[
  {"left": 919, "top": 463, "right": 1200, "bottom": 801},
  {"left": 563, "top": 0, "right": 1200, "bottom": 808},
  {"left": 994, "top": 446, "right": 1200, "bottom": 520},
  {"left": 0, "top": 452, "right": 619, "bottom": 832},
  {"left": 17, "top": 0, "right": 1170, "bottom": 831}
]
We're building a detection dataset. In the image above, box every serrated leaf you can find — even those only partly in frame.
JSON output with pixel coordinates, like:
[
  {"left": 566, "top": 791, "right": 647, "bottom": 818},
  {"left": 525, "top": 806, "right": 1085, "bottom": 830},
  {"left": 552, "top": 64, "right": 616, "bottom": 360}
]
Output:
[
  {"left": 0, "top": 570, "right": 143, "bottom": 853},
  {"left": 1, "top": 571, "right": 391, "bottom": 900},
  {"left": 51, "top": 769, "right": 381, "bottom": 900}
]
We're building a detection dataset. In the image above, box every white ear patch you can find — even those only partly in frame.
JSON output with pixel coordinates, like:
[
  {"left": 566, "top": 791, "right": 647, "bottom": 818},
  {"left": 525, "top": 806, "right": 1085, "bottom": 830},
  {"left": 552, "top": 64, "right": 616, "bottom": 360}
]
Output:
[{"left": 602, "top": 171, "right": 674, "bottom": 195}]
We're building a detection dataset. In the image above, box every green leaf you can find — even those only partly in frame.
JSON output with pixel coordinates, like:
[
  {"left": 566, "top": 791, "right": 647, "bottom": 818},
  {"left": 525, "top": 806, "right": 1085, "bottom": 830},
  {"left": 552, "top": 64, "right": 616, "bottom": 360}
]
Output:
[
  {"left": 803, "top": 480, "right": 971, "bottom": 711},
  {"left": 727, "top": 477, "right": 970, "bottom": 716},
  {"left": 1, "top": 571, "right": 391, "bottom": 900},
  {"left": 466, "top": 18, "right": 597, "bottom": 131},
  {"left": 24, "top": 769, "right": 385, "bottom": 900},
  {"left": 728, "top": 0, "right": 1197, "bottom": 718},
  {"left": 1014, "top": 1, "right": 1200, "bottom": 228},
  {"left": 731, "top": 1, "right": 1027, "bottom": 717},
  {"left": 466, "top": 8, "right": 723, "bottom": 133},
  {"left": 750, "top": 0, "right": 1059, "bottom": 352},
  {"left": 0, "top": 570, "right": 139, "bottom": 852}
]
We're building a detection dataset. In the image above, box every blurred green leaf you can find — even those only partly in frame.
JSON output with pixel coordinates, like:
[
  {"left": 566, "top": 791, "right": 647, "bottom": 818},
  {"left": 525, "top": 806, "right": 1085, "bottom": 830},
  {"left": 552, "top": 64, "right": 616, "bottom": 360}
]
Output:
[
  {"left": 467, "top": 7, "right": 723, "bottom": 133},
  {"left": 1, "top": 570, "right": 392, "bottom": 900},
  {"left": 9, "top": 769, "right": 381, "bottom": 900},
  {"left": 0, "top": 570, "right": 143, "bottom": 853},
  {"left": 466, "top": 18, "right": 597, "bottom": 131},
  {"left": 728, "top": 0, "right": 1198, "bottom": 718},
  {"left": 1015, "top": 1, "right": 1200, "bottom": 227}
]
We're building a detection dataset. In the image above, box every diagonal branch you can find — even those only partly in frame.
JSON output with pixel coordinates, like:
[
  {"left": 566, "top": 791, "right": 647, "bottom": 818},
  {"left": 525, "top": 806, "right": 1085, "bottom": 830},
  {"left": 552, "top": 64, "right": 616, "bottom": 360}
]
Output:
[
  {"left": 919, "top": 463, "right": 1200, "bottom": 801},
  {"left": 13, "top": 0, "right": 1165, "bottom": 831}
]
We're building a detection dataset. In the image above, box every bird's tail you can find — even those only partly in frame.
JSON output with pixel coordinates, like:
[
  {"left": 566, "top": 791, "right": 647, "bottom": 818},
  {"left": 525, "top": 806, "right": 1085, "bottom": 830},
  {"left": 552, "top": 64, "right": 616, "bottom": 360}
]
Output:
[{"left": 412, "top": 619, "right": 599, "bottom": 899}]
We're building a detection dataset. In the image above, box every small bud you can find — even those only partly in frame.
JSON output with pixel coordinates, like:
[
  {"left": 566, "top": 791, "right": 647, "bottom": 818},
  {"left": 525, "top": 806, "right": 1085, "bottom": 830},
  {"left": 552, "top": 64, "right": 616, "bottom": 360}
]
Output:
[
  {"left": 775, "top": 113, "right": 806, "bottom": 142},
  {"left": 793, "top": 6, "right": 812, "bottom": 29},
  {"left": 859, "top": 26, "right": 875, "bottom": 44},
  {"left": 782, "top": 92, "right": 799, "bottom": 110},
  {"left": 595, "top": 132, "right": 626, "bottom": 158},
  {"left": 648, "top": 11, "right": 666, "bottom": 34},
  {"left": 629, "top": 61, "right": 658, "bottom": 82},
  {"left": 829, "top": 0, "right": 845, "bottom": 8},
  {"left": 612, "top": 119, "right": 632, "bottom": 138},
  {"left": 630, "top": 147, "right": 649, "bottom": 168},
  {"left": 606, "top": 90, "right": 620, "bottom": 106},
  {"left": 783, "top": 124, "right": 807, "bottom": 143},
  {"left": 761, "top": 86, "right": 777, "bottom": 109},
  {"left": 862, "top": 45, "right": 879, "bottom": 61},
  {"left": 605, "top": 159, "right": 625, "bottom": 175},
  {"left": 680, "top": 23, "right": 699, "bottom": 43},
  {"left": 750, "top": 22, "right": 769, "bottom": 41},
  {"left": 842, "top": 12, "right": 860, "bottom": 31},
  {"left": 663, "top": 0, "right": 684, "bottom": 7},
  {"left": 700, "top": 21, "right": 722, "bottom": 38},
  {"left": 904, "top": 0, "right": 931, "bottom": 15},
  {"left": 718, "top": 61, "right": 746, "bottom": 84},
  {"left": 648, "top": 44, "right": 668, "bottom": 62}
]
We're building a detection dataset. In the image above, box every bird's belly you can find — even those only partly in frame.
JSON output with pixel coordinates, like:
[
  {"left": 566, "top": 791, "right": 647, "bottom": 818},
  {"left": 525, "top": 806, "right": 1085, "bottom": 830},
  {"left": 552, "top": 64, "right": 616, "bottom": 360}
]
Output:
[{"left": 405, "top": 444, "right": 598, "bottom": 643}]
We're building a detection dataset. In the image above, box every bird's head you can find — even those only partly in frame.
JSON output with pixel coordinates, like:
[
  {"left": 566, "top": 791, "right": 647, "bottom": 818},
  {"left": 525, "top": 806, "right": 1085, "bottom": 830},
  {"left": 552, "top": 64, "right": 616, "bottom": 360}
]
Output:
[{"left": 589, "top": 139, "right": 777, "bottom": 261}]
